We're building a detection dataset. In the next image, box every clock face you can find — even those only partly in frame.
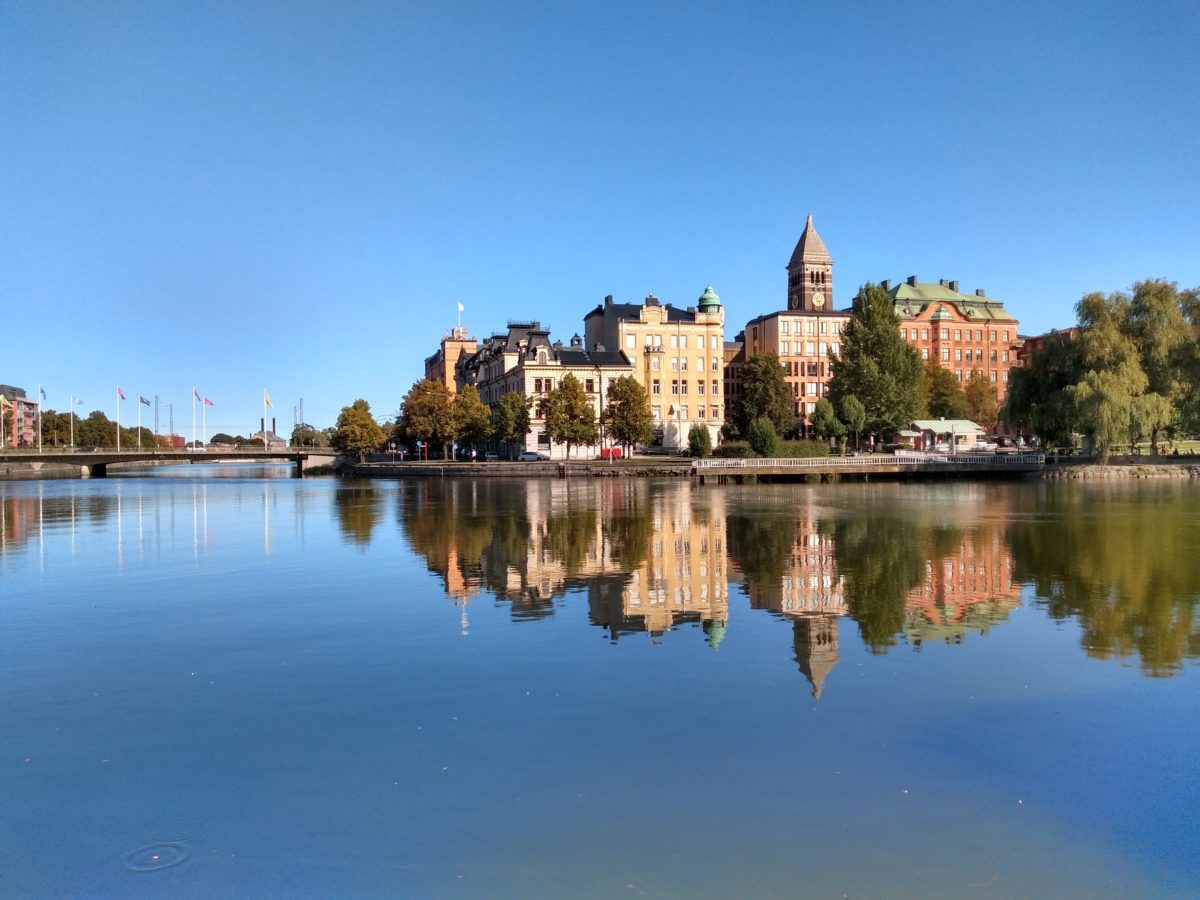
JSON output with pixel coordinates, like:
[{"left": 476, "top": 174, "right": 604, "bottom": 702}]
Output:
[{"left": 812, "top": 291, "right": 825, "bottom": 308}]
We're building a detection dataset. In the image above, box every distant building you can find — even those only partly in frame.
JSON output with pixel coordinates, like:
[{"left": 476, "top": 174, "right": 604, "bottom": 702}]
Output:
[
  {"left": 1017, "top": 326, "right": 1080, "bottom": 368},
  {"left": 457, "top": 322, "right": 635, "bottom": 458},
  {"left": 0, "top": 384, "right": 39, "bottom": 448},
  {"left": 884, "top": 277, "right": 1021, "bottom": 403},
  {"left": 582, "top": 288, "right": 726, "bottom": 450},
  {"left": 425, "top": 327, "right": 479, "bottom": 397}
]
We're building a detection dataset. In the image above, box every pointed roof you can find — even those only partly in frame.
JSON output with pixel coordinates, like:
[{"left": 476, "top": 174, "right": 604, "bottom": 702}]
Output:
[{"left": 788, "top": 214, "right": 832, "bottom": 268}]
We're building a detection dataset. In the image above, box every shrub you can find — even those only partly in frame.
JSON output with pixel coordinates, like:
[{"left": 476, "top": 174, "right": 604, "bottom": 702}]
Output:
[
  {"left": 747, "top": 417, "right": 782, "bottom": 458},
  {"left": 777, "top": 439, "right": 832, "bottom": 458},
  {"left": 687, "top": 423, "right": 713, "bottom": 457},
  {"left": 713, "top": 441, "right": 753, "bottom": 458}
]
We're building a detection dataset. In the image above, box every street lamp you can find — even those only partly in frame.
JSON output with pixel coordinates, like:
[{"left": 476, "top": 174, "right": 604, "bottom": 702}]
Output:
[{"left": 68, "top": 395, "right": 82, "bottom": 449}]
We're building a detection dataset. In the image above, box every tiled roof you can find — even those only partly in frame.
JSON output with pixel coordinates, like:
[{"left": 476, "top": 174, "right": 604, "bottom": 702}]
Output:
[
  {"left": 584, "top": 302, "right": 696, "bottom": 323},
  {"left": 555, "top": 349, "right": 633, "bottom": 368},
  {"left": 889, "top": 282, "right": 1017, "bottom": 322},
  {"left": 788, "top": 214, "right": 832, "bottom": 267}
]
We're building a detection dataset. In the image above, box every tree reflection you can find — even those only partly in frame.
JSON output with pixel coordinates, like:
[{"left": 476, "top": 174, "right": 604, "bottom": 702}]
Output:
[
  {"left": 333, "top": 483, "right": 383, "bottom": 546},
  {"left": 1008, "top": 483, "right": 1200, "bottom": 676}
]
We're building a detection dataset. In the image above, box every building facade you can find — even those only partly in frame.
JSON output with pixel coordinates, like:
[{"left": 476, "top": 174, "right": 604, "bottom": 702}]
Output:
[
  {"left": 0, "top": 385, "right": 39, "bottom": 448},
  {"left": 457, "top": 321, "right": 635, "bottom": 458},
  {"left": 582, "top": 288, "right": 725, "bottom": 450},
  {"left": 884, "top": 277, "right": 1021, "bottom": 403},
  {"left": 424, "top": 327, "right": 479, "bottom": 397}
]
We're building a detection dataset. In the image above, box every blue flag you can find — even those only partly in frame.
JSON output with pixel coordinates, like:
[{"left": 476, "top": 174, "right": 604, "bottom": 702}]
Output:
[{"left": 139, "top": 396, "right": 151, "bottom": 406}]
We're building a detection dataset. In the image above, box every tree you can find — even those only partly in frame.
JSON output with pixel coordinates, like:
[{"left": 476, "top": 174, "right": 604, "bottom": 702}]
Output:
[
  {"left": 1003, "top": 331, "right": 1082, "bottom": 447},
  {"left": 734, "top": 352, "right": 794, "bottom": 437},
  {"left": 601, "top": 375, "right": 653, "bottom": 455},
  {"left": 963, "top": 371, "right": 999, "bottom": 430},
  {"left": 828, "top": 283, "right": 924, "bottom": 441},
  {"left": 492, "top": 391, "right": 532, "bottom": 455},
  {"left": 331, "top": 398, "right": 386, "bottom": 461},
  {"left": 76, "top": 410, "right": 116, "bottom": 448},
  {"left": 687, "top": 423, "right": 712, "bottom": 457},
  {"left": 922, "top": 358, "right": 972, "bottom": 420},
  {"left": 809, "top": 397, "right": 845, "bottom": 443},
  {"left": 452, "top": 385, "right": 492, "bottom": 450},
  {"left": 747, "top": 416, "right": 781, "bottom": 458},
  {"left": 1126, "top": 279, "right": 1191, "bottom": 452},
  {"left": 210, "top": 432, "right": 237, "bottom": 446},
  {"left": 400, "top": 378, "right": 455, "bottom": 457},
  {"left": 291, "top": 423, "right": 329, "bottom": 448},
  {"left": 840, "top": 395, "right": 866, "bottom": 452},
  {"left": 537, "top": 373, "right": 598, "bottom": 459}
]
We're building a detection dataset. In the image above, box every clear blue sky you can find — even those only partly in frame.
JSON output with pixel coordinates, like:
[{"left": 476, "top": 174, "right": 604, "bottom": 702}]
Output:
[{"left": 3, "top": 1, "right": 1197, "bottom": 436}]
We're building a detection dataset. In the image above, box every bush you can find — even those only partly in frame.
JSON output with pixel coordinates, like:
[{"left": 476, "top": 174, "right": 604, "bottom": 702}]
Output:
[
  {"left": 687, "top": 423, "right": 713, "bottom": 458},
  {"left": 747, "top": 417, "right": 782, "bottom": 458},
  {"left": 777, "top": 439, "right": 832, "bottom": 458},
  {"left": 713, "top": 441, "right": 753, "bottom": 458}
]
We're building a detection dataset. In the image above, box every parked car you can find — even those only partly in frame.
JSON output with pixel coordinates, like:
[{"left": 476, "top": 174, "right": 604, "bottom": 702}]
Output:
[
  {"left": 484, "top": 452, "right": 500, "bottom": 461},
  {"left": 517, "top": 451, "right": 548, "bottom": 461}
]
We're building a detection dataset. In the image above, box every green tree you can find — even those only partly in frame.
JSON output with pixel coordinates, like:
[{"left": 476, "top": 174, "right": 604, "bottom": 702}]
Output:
[
  {"left": 291, "top": 423, "right": 329, "bottom": 448},
  {"left": 809, "top": 397, "right": 845, "bottom": 443},
  {"left": 963, "top": 371, "right": 1000, "bottom": 430},
  {"left": 1003, "top": 331, "right": 1082, "bottom": 447},
  {"left": 76, "top": 410, "right": 115, "bottom": 447},
  {"left": 734, "top": 353, "right": 794, "bottom": 437},
  {"left": 687, "top": 423, "right": 712, "bottom": 457},
  {"left": 601, "top": 375, "right": 653, "bottom": 455},
  {"left": 452, "top": 385, "right": 492, "bottom": 450},
  {"left": 828, "top": 283, "right": 924, "bottom": 441},
  {"left": 922, "top": 358, "right": 972, "bottom": 420},
  {"left": 747, "top": 416, "right": 781, "bottom": 457},
  {"left": 840, "top": 395, "right": 866, "bottom": 452},
  {"left": 210, "top": 432, "right": 237, "bottom": 445},
  {"left": 537, "top": 373, "right": 598, "bottom": 459},
  {"left": 492, "top": 391, "right": 532, "bottom": 455},
  {"left": 400, "top": 378, "right": 455, "bottom": 457},
  {"left": 332, "top": 398, "right": 386, "bottom": 461},
  {"left": 1127, "top": 279, "right": 1192, "bottom": 451}
]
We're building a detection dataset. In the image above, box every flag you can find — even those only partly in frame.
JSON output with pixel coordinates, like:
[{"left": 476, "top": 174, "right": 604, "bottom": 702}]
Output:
[
  {"left": 193, "top": 388, "right": 201, "bottom": 401},
  {"left": 457, "top": 302, "right": 464, "bottom": 312},
  {"left": 264, "top": 389, "right": 273, "bottom": 408},
  {"left": 203, "top": 397, "right": 214, "bottom": 407},
  {"left": 0, "top": 395, "right": 10, "bottom": 408},
  {"left": 117, "top": 386, "right": 126, "bottom": 400},
  {"left": 40, "top": 387, "right": 47, "bottom": 401},
  {"left": 139, "top": 396, "right": 151, "bottom": 406}
]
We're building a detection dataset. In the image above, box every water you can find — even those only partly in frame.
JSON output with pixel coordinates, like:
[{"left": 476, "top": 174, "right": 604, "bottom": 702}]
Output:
[{"left": 2, "top": 468, "right": 1198, "bottom": 897}]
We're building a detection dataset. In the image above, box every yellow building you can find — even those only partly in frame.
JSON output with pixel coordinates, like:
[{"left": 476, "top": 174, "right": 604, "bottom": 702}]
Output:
[
  {"left": 583, "top": 289, "right": 726, "bottom": 450},
  {"left": 424, "top": 327, "right": 479, "bottom": 397}
]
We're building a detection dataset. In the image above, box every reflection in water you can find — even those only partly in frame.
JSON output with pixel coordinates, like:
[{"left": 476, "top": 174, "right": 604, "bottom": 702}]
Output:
[
  {"left": 333, "top": 482, "right": 383, "bottom": 546},
  {"left": 1007, "top": 482, "right": 1200, "bottom": 676},
  {"left": 397, "top": 480, "right": 1030, "bottom": 697}
]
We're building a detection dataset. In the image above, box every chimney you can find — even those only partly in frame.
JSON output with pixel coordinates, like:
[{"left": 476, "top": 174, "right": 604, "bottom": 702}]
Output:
[
  {"left": 645, "top": 294, "right": 660, "bottom": 307},
  {"left": 594, "top": 342, "right": 606, "bottom": 352},
  {"left": 272, "top": 417, "right": 276, "bottom": 438},
  {"left": 604, "top": 295, "right": 614, "bottom": 307},
  {"left": 949, "top": 280, "right": 959, "bottom": 292},
  {"left": 938, "top": 278, "right": 947, "bottom": 287},
  {"left": 907, "top": 275, "right": 918, "bottom": 286},
  {"left": 975, "top": 288, "right": 986, "bottom": 297},
  {"left": 881, "top": 279, "right": 892, "bottom": 291}
]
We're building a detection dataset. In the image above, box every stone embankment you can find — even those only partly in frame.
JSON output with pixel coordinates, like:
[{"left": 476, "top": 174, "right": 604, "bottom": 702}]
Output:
[
  {"left": 351, "top": 460, "right": 694, "bottom": 478},
  {"left": 1040, "top": 463, "right": 1200, "bottom": 479}
]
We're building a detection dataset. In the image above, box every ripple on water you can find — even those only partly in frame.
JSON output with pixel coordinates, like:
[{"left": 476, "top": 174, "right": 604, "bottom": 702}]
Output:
[
  {"left": 148, "top": 817, "right": 208, "bottom": 842},
  {"left": 123, "top": 843, "right": 187, "bottom": 872}
]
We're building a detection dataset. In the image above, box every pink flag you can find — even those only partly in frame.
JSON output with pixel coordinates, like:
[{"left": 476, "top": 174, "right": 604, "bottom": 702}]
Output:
[
  {"left": 117, "top": 386, "right": 126, "bottom": 400},
  {"left": 203, "top": 397, "right": 214, "bottom": 407}
]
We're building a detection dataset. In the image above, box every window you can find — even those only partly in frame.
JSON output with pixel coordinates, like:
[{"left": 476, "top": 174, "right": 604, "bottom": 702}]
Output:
[
  {"left": 585, "top": 378, "right": 595, "bottom": 393},
  {"left": 671, "top": 380, "right": 679, "bottom": 395},
  {"left": 990, "top": 350, "right": 998, "bottom": 362},
  {"left": 652, "top": 379, "right": 661, "bottom": 395},
  {"left": 806, "top": 382, "right": 818, "bottom": 396},
  {"left": 710, "top": 335, "right": 719, "bottom": 350},
  {"left": 831, "top": 322, "right": 840, "bottom": 335},
  {"left": 711, "top": 357, "right": 719, "bottom": 371},
  {"left": 902, "top": 328, "right": 909, "bottom": 340},
  {"left": 1003, "top": 370, "right": 1009, "bottom": 382},
  {"left": 807, "top": 320, "right": 816, "bottom": 336},
  {"left": 806, "top": 341, "right": 816, "bottom": 356},
  {"left": 681, "top": 381, "right": 688, "bottom": 395},
  {"left": 976, "top": 349, "right": 984, "bottom": 361},
  {"left": 670, "top": 335, "right": 678, "bottom": 349},
  {"left": 941, "top": 348, "right": 950, "bottom": 361},
  {"left": 820, "top": 321, "right": 828, "bottom": 335},
  {"left": 976, "top": 330, "right": 983, "bottom": 342},
  {"left": 671, "top": 358, "right": 678, "bottom": 371},
  {"left": 956, "top": 370, "right": 963, "bottom": 381},
  {"left": 1003, "top": 331, "right": 1010, "bottom": 342},
  {"left": 698, "top": 406, "right": 706, "bottom": 418},
  {"left": 680, "top": 405, "right": 688, "bottom": 419},
  {"left": 830, "top": 343, "right": 840, "bottom": 357},
  {"left": 1003, "top": 350, "right": 1010, "bottom": 363},
  {"left": 991, "top": 370, "right": 998, "bottom": 382},
  {"left": 626, "top": 334, "right": 636, "bottom": 349},
  {"left": 941, "top": 328, "right": 949, "bottom": 339},
  {"left": 781, "top": 341, "right": 790, "bottom": 356},
  {"left": 696, "top": 357, "right": 704, "bottom": 373},
  {"left": 989, "top": 331, "right": 997, "bottom": 342},
  {"left": 922, "top": 328, "right": 930, "bottom": 341},
  {"left": 819, "top": 342, "right": 828, "bottom": 356},
  {"left": 680, "top": 335, "right": 688, "bottom": 350},
  {"left": 781, "top": 320, "right": 790, "bottom": 335},
  {"left": 922, "top": 348, "right": 930, "bottom": 360},
  {"left": 680, "top": 358, "right": 688, "bottom": 372},
  {"left": 711, "top": 380, "right": 719, "bottom": 395},
  {"left": 955, "top": 329, "right": 962, "bottom": 340},
  {"left": 955, "top": 349, "right": 962, "bottom": 361},
  {"left": 652, "top": 405, "right": 661, "bottom": 420},
  {"left": 710, "top": 405, "right": 719, "bottom": 420},
  {"left": 697, "top": 380, "right": 705, "bottom": 394},
  {"left": 651, "top": 356, "right": 660, "bottom": 371}
]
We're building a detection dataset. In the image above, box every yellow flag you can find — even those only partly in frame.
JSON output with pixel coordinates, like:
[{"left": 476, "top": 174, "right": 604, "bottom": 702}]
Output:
[
  {"left": 0, "top": 394, "right": 10, "bottom": 408},
  {"left": 264, "top": 389, "right": 274, "bottom": 408}
]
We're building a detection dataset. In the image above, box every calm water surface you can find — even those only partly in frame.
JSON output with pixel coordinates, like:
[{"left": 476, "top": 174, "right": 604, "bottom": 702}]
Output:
[{"left": 2, "top": 466, "right": 1198, "bottom": 898}]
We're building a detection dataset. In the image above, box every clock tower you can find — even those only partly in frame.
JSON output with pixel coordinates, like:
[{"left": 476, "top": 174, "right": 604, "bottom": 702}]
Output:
[{"left": 786, "top": 214, "right": 833, "bottom": 311}]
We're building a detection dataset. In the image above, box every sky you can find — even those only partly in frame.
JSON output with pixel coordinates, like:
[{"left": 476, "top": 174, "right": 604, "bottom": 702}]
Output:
[{"left": 3, "top": 1, "right": 1198, "bottom": 438}]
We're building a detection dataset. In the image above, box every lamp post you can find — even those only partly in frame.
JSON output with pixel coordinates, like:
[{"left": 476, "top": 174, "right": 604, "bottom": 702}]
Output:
[{"left": 68, "top": 395, "right": 82, "bottom": 449}]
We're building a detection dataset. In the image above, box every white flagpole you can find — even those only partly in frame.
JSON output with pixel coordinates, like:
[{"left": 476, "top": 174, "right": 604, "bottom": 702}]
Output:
[
  {"left": 192, "top": 388, "right": 196, "bottom": 450},
  {"left": 116, "top": 387, "right": 121, "bottom": 452},
  {"left": 137, "top": 398, "right": 142, "bottom": 449},
  {"left": 262, "top": 391, "right": 266, "bottom": 448},
  {"left": 202, "top": 399, "right": 207, "bottom": 445},
  {"left": 37, "top": 385, "right": 42, "bottom": 452}
]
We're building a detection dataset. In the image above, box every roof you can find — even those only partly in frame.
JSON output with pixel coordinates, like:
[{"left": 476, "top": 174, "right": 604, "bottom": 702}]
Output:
[
  {"left": 888, "top": 281, "right": 1017, "bottom": 322},
  {"left": 584, "top": 301, "right": 697, "bottom": 323},
  {"left": 788, "top": 214, "right": 832, "bottom": 267},
  {"left": 911, "top": 419, "right": 985, "bottom": 434},
  {"left": 554, "top": 349, "right": 633, "bottom": 368}
]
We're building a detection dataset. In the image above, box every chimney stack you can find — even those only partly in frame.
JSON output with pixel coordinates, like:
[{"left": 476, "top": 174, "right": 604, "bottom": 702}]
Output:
[
  {"left": 907, "top": 275, "right": 918, "bottom": 286},
  {"left": 949, "top": 280, "right": 959, "bottom": 292},
  {"left": 881, "top": 279, "right": 892, "bottom": 291},
  {"left": 975, "top": 288, "right": 986, "bottom": 297}
]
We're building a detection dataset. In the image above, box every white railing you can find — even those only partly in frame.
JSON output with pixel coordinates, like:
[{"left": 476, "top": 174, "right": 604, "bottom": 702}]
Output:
[{"left": 693, "top": 452, "right": 1044, "bottom": 470}]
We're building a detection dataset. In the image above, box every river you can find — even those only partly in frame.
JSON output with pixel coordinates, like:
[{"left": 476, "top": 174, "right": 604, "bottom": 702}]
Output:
[{"left": 2, "top": 466, "right": 1198, "bottom": 897}]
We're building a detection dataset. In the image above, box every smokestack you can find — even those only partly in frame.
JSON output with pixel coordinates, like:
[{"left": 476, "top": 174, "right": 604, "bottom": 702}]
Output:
[{"left": 272, "top": 417, "right": 276, "bottom": 438}]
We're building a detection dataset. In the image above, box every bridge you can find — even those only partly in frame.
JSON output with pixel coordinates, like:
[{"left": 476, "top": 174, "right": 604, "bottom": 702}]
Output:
[
  {"left": 0, "top": 448, "right": 342, "bottom": 479},
  {"left": 692, "top": 450, "right": 1045, "bottom": 483}
]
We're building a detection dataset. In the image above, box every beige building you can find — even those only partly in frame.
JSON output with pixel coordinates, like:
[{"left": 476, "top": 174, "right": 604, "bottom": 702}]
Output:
[
  {"left": 457, "top": 322, "right": 635, "bottom": 459},
  {"left": 583, "top": 289, "right": 726, "bottom": 450}
]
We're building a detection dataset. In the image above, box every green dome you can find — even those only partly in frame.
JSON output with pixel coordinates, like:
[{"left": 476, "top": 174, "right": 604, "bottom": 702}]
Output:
[
  {"left": 703, "top": 618, "right": 727, "bottom": 650},
  {"left": 697, "top": 284, "right": 721, "bottom": 312}
]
